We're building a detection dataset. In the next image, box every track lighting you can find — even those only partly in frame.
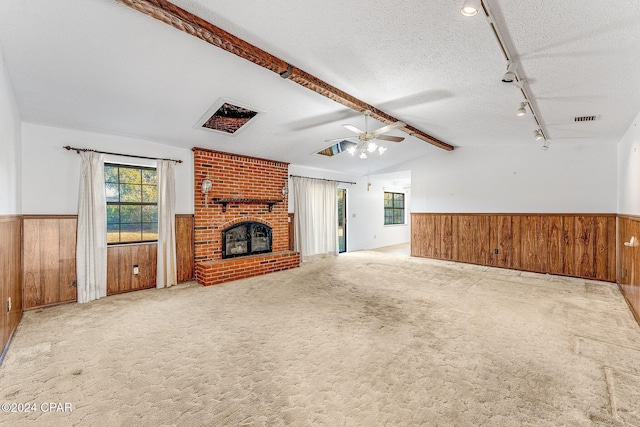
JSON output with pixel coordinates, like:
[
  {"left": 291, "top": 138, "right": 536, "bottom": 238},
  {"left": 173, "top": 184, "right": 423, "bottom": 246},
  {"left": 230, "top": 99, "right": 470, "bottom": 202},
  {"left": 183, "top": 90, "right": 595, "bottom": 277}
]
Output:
[
  {"left": 541, "top": 141, "right": 550, "bottom": 151},
  {"left": 462, "top": 1, "right": 549, "bottom": 147},
  {"left": 501, "top": 62, "right": 517, "bottom": 84},
  {"left": 460, "top": 0, "right": 481, "bottom": 16}
]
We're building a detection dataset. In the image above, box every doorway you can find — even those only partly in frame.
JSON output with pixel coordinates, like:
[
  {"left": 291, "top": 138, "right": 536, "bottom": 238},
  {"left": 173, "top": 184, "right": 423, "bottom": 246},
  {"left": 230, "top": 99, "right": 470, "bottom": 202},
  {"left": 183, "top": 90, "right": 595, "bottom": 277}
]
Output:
[{"left": 337, "top": 188, "right": 346, "bottom": 253}]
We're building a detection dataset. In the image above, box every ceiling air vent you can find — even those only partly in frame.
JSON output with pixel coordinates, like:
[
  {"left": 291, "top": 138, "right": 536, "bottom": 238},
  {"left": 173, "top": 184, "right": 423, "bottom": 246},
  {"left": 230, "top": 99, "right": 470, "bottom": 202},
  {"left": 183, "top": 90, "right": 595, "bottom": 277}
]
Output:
[
  {"left": 200, "top": 101, "right": 259, "bottom": 135},
  {"left": 573, "top": 115, "right": 598, "bottom": 122}
]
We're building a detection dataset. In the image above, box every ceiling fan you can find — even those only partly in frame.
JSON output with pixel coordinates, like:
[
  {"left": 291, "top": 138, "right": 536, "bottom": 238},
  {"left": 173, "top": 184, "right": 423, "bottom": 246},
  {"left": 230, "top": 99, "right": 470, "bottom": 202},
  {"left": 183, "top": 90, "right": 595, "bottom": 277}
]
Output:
[{"left": 324, "top": 110, "right": 405, "bottom": 159}]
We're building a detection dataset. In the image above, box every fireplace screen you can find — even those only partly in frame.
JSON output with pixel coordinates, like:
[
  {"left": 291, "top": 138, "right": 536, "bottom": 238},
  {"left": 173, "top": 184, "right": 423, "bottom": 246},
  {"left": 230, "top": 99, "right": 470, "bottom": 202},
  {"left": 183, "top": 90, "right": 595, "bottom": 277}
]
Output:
[{"left": 222, "top": 222, "right": 272, "bottom": 258}]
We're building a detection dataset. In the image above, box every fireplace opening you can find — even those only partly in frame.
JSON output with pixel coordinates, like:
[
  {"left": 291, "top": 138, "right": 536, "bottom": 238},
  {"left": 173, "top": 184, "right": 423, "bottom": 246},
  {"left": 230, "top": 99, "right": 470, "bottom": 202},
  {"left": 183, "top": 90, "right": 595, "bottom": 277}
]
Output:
[{"left": 222, "top": 222, "right": 272, "bottom": 258}]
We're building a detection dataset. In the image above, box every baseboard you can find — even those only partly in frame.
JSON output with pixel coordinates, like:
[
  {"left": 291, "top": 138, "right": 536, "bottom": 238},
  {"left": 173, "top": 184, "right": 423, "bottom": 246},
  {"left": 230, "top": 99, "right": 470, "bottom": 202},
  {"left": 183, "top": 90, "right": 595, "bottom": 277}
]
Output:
[
  {"left": 617, "top": 282, "right": 640, "bottom": 328},
  {"left": 0, "top": 327, "right": 17, "bottom": 367}
]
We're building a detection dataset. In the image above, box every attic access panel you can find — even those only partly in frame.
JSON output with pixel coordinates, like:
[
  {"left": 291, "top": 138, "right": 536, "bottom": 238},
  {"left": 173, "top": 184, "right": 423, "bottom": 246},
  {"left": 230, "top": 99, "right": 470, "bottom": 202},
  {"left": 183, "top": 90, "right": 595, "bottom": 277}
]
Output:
[{"left": 197, "top": 100, "right": 261, "bottom": 135}]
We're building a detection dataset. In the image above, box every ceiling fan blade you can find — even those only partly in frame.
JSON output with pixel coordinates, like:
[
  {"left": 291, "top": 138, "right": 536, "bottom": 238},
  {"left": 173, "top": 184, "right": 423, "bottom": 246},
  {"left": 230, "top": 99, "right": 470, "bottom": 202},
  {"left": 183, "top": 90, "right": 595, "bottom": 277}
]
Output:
[
  {"left": 373, "top": 121, "right": 406, "bottom": 136},
  {"left": 324, "top": 136, "right": 358, "bottom": 143},
  {"left": 375, "top": 134, "right": 404, "bottom": 143},
  {"left": 342, "top": 124, "right": 364, "bottom": 134}
]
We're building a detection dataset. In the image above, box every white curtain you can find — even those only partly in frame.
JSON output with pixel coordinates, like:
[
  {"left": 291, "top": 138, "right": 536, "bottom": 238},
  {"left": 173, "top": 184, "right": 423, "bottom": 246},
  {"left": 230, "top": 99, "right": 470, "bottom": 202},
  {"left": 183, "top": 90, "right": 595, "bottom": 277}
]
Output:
[
  {"left": 292, "top": 177, "right": 338, "bottom": 262},
  {"left": 156, "top": 160, "right": 177, "bottom": 288},
  {"left": 76, "top": 151, "right": 107, "bottom": 303}
]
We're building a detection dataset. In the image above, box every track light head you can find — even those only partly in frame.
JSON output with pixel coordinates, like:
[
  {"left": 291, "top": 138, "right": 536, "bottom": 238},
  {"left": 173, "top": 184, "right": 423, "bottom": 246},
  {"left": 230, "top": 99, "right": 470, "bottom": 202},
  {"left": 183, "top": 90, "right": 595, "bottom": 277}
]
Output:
[
  {"left": 541, "top": 141, "right": 550, "bottom": 151},
  {"left": 460, "top": 0, "right": 481, "bottom": 16},
  {"left": 501, "top": 62, "right": 518, "bottom": 84},
  {"left": 533, "top": 129, "right": 544, "bottom": 141},
  {"left": 517, "top": 102, "right": 527, "bottom": 117}
]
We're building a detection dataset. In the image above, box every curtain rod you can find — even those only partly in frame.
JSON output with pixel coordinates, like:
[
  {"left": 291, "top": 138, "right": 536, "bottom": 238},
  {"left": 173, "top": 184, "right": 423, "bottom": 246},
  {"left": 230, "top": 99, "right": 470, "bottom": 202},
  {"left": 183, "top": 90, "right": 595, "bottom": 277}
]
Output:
[
  {"left": 289, "top": 174, "right": 356, "bottom": 185},
  {"left": 64, "top": 146, "right": 183, "bottom": 164}
]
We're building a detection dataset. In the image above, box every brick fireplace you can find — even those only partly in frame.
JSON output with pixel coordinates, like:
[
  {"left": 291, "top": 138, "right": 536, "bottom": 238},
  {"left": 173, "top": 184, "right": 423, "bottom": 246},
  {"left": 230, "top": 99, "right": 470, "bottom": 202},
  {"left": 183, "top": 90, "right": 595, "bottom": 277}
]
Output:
[{"left": 193, "top": 148, "right": 300, "bottom": 286}]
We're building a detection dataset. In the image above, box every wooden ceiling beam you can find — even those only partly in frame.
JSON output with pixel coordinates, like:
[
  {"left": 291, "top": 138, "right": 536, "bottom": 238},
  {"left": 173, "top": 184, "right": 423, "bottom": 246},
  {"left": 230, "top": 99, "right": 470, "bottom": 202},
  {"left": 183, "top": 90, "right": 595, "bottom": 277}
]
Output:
[{"left": 115, "top": 0, "right": 455, "bottom": 151}]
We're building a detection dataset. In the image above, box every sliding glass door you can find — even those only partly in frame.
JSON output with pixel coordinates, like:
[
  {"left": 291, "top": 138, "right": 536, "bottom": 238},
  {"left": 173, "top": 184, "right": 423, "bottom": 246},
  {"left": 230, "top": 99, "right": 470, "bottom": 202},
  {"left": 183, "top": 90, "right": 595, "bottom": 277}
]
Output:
[{"left": 337, "top": 188, "right": 346, "bottom": 253}]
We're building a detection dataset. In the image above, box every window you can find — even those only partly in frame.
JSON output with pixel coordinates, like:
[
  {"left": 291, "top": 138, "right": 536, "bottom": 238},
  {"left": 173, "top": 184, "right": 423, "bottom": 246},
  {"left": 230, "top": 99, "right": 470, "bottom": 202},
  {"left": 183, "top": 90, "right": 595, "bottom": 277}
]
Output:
[
  {"left": 105, "top": 163, "right": 158, "bottom": 244},
  {"left": 384, "top": 192, "right": 405, "bottom": 225}
]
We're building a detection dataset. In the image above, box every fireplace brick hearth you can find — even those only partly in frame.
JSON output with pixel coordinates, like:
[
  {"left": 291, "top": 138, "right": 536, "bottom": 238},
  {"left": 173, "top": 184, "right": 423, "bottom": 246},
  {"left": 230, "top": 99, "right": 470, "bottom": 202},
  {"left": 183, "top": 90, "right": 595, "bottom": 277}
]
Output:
[{"left": 193, "top": 148, "right": 300, "bottom": 286}]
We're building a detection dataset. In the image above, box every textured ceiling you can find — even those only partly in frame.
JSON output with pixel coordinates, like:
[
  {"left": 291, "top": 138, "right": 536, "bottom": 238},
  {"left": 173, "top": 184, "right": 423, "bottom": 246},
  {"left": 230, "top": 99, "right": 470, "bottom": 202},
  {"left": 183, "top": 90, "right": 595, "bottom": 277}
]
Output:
[{"left": 0, "top": 0, "right": 639, "bottom": 175}]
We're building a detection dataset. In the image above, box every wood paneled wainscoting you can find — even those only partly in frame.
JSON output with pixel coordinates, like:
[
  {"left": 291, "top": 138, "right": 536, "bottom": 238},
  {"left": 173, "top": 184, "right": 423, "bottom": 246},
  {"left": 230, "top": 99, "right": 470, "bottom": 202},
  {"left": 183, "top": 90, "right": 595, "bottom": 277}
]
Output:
[
  {"left": 22, "top": 214, "right": 194, "bottom": 310},
  {"left": 0, "top": 216, "right": 22, "bottom": 360},
  {"left": 411, "top": 213, "right": 616, "bottom": 282},
  {"left": 617, "top": 215, "right": 640, "bottom": 323}
]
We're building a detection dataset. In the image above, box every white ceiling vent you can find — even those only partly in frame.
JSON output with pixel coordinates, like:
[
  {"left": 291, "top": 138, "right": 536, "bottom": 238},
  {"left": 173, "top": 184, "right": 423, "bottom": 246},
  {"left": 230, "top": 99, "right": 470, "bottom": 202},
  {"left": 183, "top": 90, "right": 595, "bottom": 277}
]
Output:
[{"left": 573, "top": 115, "right": 599, "bottom": 122}]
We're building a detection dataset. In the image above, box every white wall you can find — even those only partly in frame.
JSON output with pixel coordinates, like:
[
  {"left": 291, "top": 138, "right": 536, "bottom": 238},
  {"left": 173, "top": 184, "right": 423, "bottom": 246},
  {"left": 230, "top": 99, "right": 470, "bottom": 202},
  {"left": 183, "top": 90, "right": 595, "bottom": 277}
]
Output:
[
  {"left": 618, "top": 110, "right": 640, "bottom": 215},
  {"left": 0, "top": 41, "right": 22, "bottom": 215},
  {"left": 21, "top": 123, "right": 194, "bottom": 214},
  {"left": 392, "top": 143, "right": 616, "bottom": 214},
  {"left": 288, "top": 165, "right": 410, "bottom": 251}
]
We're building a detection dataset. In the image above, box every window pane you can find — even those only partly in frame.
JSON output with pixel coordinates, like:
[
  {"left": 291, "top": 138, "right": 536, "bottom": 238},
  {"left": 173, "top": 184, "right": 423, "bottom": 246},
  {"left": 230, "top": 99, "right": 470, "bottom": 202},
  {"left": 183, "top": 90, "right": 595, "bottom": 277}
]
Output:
[
  {"left": 119, "top": 168, "right": 141, "bottom": 184},
  {"left": 107, "top": 223, "right": 120, "bottom": 243},
  {"left": 120, "top": 205, "right": 141, "bottom": 224},
  {"left": 142, "top": 185, "right": 157, "bottom": 203},
  {"left": 394, "top": 210, "right": 404, "bottom": 224},
  {"left": 385, "top": 212, "right": 393, "bottom": 225},
  {"left": 120, "top": 223, "right": 142, "bottom": 242},
  {"left": 143, "top": 222, "right": 158, "bottom": 241},
  {"left": 394, "top": 199, "right": 404, "bottom": 208},
  {"left": 107, "top": 205, "right": 120, "bottom": 224},
  {"left": 120, "top": 184, "right": 142, "bottom": 202},
  {"left": 142, "top": 205, "right": 158, "bottom": 223},
  {"left": 105, "top": 183, "right": 119, "bottom": 202},
  {"left": 105, "top": 165, "right": 119, "bottom": 183},
  {"left": 384, "top": 192, "right": 393, "bottom": 207},
  {"left": 142, "top": 169, "right": 157, "bottom": 185}
]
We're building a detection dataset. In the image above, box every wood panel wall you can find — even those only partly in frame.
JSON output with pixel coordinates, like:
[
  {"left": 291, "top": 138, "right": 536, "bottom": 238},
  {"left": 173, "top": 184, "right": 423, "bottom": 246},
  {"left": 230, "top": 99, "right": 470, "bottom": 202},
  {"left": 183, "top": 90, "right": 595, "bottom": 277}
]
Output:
[
  {"left": 617, "top": 215, "right": 640, "bottom": 323},
  {"left": 176, "top": 214, "right": 194, "bottom": 283},
  {"left": 412, "top": 213, "right": 616, "bottom": 282},
  {"left": 23, "top": 214, "right": 194, "bottom": 310},
  {"left": 23, "top": 216, "right": 77, "bottom": 310},
  {"left": 0, "top": 216, "right": 22, "bottom": 358},
  {"left": 107, "top": 243, "right": 156, "bottom": 294}
]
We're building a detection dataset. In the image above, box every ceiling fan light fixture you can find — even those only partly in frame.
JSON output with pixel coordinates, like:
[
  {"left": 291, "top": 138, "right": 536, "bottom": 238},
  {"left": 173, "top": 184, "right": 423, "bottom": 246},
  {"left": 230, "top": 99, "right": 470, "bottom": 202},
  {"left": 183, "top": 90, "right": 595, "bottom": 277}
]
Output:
[
  {"left": 378, "top": 146, "right": 387, "bottom": 155},
  {"left": 367, "top": 141, "right": 378, "bottom": 153},
  {"left": 517, "top": 102, "right": 527, "bottom": 117},
  {"left": 359, "top": 151, "right": 368, "bottom": 160},
  {"left": 347, "top": 146, "right": 356, "bottom": 155},
  {"left": 460, "top": 0, "right": 481, "bottom": 16}
]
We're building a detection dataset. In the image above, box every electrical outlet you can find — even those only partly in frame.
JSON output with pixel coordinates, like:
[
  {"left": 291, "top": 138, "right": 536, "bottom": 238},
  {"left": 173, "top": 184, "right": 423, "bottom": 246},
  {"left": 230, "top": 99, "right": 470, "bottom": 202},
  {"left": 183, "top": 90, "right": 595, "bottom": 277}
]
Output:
[
  {"left": 133, "top": 265, "right": 139, "bottom": 275},
  {"left": 494, "top": 249, "right": 499, "bottom": 254}
]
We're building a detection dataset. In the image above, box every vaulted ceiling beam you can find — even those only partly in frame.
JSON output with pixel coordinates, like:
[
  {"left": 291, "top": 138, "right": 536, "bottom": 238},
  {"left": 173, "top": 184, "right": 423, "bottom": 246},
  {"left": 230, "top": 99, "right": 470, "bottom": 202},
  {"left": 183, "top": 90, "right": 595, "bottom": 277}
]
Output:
[{"left": 115, "top": 0, "right": 455, "bottom": 151}]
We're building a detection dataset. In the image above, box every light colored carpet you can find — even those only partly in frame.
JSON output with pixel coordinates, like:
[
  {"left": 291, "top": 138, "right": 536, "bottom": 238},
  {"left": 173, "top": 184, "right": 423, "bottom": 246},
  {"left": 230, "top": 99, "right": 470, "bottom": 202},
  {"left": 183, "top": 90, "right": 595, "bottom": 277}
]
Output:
[{"left": 1, "top": 251, "right": 640, "bottom": 426}]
